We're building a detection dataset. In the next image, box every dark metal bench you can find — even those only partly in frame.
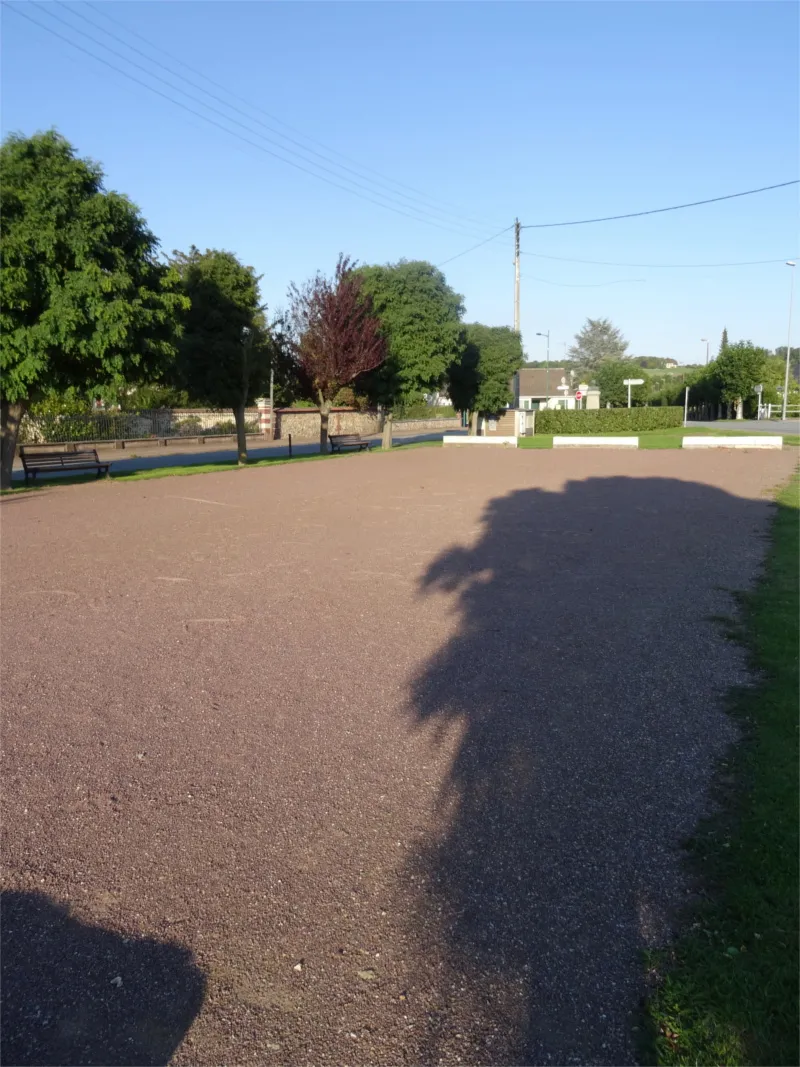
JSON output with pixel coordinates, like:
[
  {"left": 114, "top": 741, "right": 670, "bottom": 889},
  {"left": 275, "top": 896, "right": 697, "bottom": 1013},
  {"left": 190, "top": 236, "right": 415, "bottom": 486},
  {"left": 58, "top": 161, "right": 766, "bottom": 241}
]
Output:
[
  {"left": 329, "top": 434, "right": 371, "bottom": 454},
  {"left": 20, "top": 447, "right": 112, "bottom": 484}
]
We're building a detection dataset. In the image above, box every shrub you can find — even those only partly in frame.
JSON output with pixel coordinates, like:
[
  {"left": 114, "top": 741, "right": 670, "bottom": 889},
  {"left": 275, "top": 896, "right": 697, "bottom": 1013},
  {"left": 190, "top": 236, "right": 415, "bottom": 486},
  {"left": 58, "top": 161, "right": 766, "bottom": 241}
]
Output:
[
  {"left": 393, "top": 402, "right": 456, "bottom": 420},
  {"left": 210, "top": 418, "right": 259, "bottom": 435},
  {"left": 332, "top": 387, "right": 356, "bottom": 407},
  {"left": 534, "top": 407, "right": 683, "bottom": 434},
  {"left": 176, "top": 415, "right": 203, "bottom": 435}
]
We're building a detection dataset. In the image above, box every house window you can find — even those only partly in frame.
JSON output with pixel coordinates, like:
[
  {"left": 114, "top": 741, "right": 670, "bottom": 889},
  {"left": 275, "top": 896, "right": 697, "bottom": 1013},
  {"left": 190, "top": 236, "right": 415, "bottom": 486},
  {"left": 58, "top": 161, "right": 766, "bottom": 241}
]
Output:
[{"left": 523, "top": 399, "right": 530, "bottom": 409}]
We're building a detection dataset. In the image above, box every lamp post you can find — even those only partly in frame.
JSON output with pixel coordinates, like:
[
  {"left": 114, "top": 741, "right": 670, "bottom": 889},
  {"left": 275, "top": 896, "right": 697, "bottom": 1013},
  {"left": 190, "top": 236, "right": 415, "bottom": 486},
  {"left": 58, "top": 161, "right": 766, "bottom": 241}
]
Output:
[
  {"left": 782, "top": 262, "right": 796, "bottom": 421},
  {"left": 701, "top": 338, "right": 709, "bottom": 364},
  {"left": 536, "top": 330, "right": 550, "bottom": 406}
]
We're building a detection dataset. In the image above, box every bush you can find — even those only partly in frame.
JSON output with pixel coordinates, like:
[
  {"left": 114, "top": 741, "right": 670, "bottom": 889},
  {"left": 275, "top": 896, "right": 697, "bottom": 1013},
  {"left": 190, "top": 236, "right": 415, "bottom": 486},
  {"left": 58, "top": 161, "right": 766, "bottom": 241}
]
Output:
[
  {"left": 393, "top": 402, "right": 456, "bottom": 420},
  {"left": 534, "top": 407, "right": 683, "bottom": 434},
  {"left": 176, "top": 416, "right": 203, "bottom": 435},
  {"left": 210, "top": 418, "right": 259, "bottom": 435},
  {"left": 332, "top": 387, "right": 356, "bottom": 407}
]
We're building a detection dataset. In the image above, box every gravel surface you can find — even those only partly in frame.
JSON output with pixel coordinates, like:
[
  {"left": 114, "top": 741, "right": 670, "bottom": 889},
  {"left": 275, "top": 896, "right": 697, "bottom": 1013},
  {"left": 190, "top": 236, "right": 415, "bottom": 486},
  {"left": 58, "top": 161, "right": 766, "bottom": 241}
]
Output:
[{"left": 2, "top": 448, "right": 795, "bottom": 1066}]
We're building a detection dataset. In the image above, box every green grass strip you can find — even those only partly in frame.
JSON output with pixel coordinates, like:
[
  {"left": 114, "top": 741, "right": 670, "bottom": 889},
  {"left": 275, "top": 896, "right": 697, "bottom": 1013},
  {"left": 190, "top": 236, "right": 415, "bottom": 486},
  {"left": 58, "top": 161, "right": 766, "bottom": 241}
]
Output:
[
  {"left": 0, "top": 439, "right": 442, "bottom": 494},
  {"left": 645, "top": 471, "right": 799, "bottom": 1066},
  {"left": 518, "top": 428, "right": 799, "bottom": 450}
]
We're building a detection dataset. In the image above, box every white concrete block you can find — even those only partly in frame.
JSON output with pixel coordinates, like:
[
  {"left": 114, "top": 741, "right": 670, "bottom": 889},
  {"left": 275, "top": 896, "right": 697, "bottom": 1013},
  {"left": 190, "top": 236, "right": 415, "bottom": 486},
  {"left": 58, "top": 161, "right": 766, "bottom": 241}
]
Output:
[
  {"left": 552, "top": 436, "right": 639, "bottom": 448},
  {"left": 442, "top": 435, "right": 517, "bottom": 447},
  {"left": 682, "top": 436, "right": 783, "bottom": 450}
]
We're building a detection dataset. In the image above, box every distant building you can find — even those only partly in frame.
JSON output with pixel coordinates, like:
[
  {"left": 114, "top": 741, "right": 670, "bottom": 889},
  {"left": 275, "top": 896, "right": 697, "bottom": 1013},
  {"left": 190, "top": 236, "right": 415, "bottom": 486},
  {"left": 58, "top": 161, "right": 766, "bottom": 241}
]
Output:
[
  {"left": 664, "top": 360, "right": 678, "bottom": 369},
  {"left": 512, "top": 367, "right": 600, "bottom": 410}
]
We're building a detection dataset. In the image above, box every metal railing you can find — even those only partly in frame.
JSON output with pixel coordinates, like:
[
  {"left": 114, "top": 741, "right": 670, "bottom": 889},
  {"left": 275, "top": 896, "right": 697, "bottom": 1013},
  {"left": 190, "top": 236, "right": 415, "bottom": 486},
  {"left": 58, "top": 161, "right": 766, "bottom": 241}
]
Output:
[{"left": 19, "top": 408, "right": 261, "bottom": 445}]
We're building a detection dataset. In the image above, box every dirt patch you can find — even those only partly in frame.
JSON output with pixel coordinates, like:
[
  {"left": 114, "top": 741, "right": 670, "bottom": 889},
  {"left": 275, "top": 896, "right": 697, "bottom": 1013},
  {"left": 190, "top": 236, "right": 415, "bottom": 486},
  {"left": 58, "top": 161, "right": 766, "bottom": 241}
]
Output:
[{"left": 2, "top": 448, "right": 796, "bottom": 1064}]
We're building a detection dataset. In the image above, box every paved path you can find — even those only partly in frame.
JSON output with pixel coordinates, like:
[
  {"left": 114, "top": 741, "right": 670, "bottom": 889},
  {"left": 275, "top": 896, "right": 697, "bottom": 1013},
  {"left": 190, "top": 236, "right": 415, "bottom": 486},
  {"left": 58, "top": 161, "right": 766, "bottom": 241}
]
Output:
[
  {"left": 11, "top": 428, "right": 459, "bottom": 481},
  {"left": 1, "top": 448, "right": 796, "bottom": 1065}
]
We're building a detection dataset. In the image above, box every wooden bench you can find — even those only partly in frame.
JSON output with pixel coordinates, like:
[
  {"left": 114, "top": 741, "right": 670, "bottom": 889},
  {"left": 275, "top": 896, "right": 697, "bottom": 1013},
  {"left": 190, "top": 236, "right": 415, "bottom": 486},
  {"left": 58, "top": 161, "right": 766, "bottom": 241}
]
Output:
[
  {"left": 20, "top": 447, "right": 112, "bottom": 484},
  {"left": 329, "top": 434, "right": 371, "bottom": 453}
]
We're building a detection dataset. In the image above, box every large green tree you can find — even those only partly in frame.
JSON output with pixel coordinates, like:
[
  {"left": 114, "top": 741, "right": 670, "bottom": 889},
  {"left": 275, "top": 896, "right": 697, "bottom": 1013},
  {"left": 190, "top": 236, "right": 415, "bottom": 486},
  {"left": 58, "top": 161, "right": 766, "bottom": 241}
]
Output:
[
  {"left": 449, "top": 324, "right": 522, "bottom": 429},
  {"left": 595, "top": 359, "right": 650, "bottom": 407},
  {"left": 715, "top": 341, "right": 768, "bottom": 418},
  {"left": 170, "top": 247, "right": 270, "bottom": 465},
  {"left": 567, "top": 317, "right": 629, "bottom": 376},
  {"left": 0, "top": 130, "right": 185, "bottom": 487},
  {"left": 357, "top": 260, "right": 465, "bottom": 407}
]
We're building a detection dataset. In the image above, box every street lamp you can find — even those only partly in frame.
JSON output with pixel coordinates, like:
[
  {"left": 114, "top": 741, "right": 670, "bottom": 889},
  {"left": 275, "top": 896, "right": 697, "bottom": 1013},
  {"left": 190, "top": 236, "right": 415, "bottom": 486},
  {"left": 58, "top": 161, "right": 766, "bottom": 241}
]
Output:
[
  {"left": 701, "top": 338, "right": 709, "bottom": 364},
  {"left": 536, "top": 331, "right": 550, "bottom": 405},
  {"left": 782, "top": 262, "right": 796, "bottom": 421}
]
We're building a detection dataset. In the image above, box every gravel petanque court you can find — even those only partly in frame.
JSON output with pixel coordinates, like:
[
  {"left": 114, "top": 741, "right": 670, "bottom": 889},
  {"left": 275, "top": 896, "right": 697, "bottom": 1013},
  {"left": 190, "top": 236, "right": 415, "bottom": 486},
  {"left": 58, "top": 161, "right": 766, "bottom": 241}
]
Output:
[{"left": 1, "top": 446, "right": 795, "bottom": 1066}]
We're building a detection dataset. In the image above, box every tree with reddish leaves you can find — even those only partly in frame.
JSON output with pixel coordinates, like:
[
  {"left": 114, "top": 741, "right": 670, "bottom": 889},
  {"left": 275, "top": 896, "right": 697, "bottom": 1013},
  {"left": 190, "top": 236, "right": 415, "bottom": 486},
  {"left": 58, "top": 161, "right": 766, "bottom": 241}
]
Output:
[{"left": 288, "top": 255, "right": 386, "bottom": 453}]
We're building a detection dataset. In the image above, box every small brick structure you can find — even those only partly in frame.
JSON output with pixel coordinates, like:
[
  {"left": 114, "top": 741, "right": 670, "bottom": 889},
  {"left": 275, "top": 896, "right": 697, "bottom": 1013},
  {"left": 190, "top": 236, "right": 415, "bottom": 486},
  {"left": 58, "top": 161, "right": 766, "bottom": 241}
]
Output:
[
  {"left": 479, "top": 411, "right": 518, "bottom": 437},
  {"left": 255, "top": 398, "right": 273, "bottom": 439}
]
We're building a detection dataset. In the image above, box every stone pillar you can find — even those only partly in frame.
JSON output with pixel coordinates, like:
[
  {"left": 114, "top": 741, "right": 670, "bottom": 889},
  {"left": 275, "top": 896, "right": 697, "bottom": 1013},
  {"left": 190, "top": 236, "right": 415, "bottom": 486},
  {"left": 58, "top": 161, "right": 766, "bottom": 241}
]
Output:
[{"left": 256, "top": 398, "right": 272, "bottom": 439}]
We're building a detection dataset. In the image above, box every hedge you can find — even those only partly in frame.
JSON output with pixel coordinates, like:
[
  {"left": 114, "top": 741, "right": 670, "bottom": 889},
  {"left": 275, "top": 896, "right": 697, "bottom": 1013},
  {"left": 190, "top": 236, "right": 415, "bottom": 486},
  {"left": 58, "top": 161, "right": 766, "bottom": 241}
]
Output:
[{"left": 534, "top": 407, "right": 683, "bottom": 434}]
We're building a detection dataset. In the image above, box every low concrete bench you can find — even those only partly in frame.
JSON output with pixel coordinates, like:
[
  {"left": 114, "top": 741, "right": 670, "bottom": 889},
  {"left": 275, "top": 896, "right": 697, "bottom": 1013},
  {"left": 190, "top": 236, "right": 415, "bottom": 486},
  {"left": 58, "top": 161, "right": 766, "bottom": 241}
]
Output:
[
  {"left": 552, "top": 436, "right": 639, "bottom": 448},
  {"left": 682, "top": 436, "right": 783, "bottom": 450},
  {"left": 442, "top": 435, "right": 517, "bottom": 447}
]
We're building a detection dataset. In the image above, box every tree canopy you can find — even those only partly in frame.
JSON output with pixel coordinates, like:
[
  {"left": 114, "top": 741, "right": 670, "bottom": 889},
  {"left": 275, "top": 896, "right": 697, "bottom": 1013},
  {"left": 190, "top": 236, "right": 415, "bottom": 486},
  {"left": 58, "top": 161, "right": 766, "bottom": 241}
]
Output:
[
  {"left": 449, "top": 324, "right": 522, "bottom": 415},
  {"left": 170, "top": 246, "right": 269, "bottom": 463},
  {"left": 288, "top": 255, "right": 386, "bottom": 451},
  {"left": 715, "top": 341, "right": 768, "bottom": 417},
  {"left": 595, "top": 359, "right": 650, "bottom": 407},
  {"left": 567, "top": 317, "right": 629, "bottom": 375},
  {"left": 0, "top": 129, "right": 185, "bottom": 486},
  {"left": 357, "top": 260, "right": 465, "bottom": 406}
]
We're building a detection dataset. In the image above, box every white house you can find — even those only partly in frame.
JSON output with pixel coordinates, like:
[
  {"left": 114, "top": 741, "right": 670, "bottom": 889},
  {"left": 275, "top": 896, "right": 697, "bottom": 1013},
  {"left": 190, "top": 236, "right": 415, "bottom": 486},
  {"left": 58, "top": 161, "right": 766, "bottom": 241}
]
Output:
[{"left": 513, "top": 367, "right": 600, "bottom": 410}]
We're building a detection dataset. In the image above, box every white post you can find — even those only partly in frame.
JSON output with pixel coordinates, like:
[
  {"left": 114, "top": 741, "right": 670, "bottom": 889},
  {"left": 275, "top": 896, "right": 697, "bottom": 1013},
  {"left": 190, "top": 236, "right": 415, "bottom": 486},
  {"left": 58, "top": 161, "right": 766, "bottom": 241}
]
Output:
[
  {"left": 782, "top": 262, "right": 795, "bottom": 420},
  {"left": 684, "top": 385, "right": 689, "bottom": 427},
  {"left": 627, "top": 381, "right": 632, "bottom": 409}
]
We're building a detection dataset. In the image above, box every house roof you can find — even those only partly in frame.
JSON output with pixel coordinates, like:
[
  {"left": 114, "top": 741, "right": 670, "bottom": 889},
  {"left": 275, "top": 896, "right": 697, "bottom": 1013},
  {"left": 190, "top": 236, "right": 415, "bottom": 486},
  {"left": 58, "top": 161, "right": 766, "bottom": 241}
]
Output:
[{"left": 516, "top": 367, "right": 567, "bottom": 398}]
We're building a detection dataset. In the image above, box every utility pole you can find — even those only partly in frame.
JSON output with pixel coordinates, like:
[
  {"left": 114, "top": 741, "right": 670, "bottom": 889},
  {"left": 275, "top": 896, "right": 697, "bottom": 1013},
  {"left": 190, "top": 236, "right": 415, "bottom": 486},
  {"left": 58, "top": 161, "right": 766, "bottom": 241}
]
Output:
[{"left": 514, "top": 218, "right": 521, "bottom": 333}]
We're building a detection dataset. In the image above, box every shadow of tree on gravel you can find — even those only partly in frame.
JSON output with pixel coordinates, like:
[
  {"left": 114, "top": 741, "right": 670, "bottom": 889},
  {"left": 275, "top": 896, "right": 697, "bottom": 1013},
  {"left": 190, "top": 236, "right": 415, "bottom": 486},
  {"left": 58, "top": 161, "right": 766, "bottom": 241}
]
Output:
[
  {"left": 406, "top": 475, "right": 774, "bottom": 1066},
  {"left": 1, "top": 890, "right": 206, "bottom": 1066}
]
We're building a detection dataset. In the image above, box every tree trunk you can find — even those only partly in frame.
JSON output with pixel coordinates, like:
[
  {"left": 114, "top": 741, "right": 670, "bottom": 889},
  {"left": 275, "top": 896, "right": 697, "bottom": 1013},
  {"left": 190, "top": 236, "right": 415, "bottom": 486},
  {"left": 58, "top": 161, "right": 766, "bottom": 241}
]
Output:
[
  {"left": 381, "top": 411, "right": 393, "bottom": 450},
  {"left": 735, "top": 398, "right": 744, "bottom": 420},
  {"left": 470, "top": 410, "right": 479, "bottom": 435},
  {"left": 319, "top": 397, "right": 330, "bottom": 454},
  {"left": 233, "top": 403, "right": 248, "bottom": 465},
  {"left": 1, "top": 400, "right": 27, "bottom": 490}
]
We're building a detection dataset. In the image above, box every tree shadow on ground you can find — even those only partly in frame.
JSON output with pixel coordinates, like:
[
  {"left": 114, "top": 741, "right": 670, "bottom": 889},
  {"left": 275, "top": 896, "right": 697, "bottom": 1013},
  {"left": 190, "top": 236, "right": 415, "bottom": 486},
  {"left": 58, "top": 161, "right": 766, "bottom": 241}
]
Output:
[
  {"left": 406, "top": 475, "right": 774, "bottom": 1066},
  {"left": 1, "top": 890, "right": 205, "bottom": 1066}
]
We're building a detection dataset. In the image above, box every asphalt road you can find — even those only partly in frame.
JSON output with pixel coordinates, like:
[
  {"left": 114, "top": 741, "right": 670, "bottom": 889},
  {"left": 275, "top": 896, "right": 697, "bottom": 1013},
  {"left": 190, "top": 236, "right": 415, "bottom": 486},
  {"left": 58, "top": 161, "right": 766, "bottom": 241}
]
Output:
[
  {"left": 1, "top": 448, "right": 796, "bottom": 1065},
  {"left": 688, "top": 418, "right": 799, "bottom": 434}
]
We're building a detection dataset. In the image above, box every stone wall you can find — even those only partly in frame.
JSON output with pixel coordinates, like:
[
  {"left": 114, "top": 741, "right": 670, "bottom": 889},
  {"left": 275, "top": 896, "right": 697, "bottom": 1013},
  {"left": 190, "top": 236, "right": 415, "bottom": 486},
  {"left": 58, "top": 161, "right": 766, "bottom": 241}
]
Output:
[
  {"left": 394, "top": 417, "right": 460, "bottom": 432},
  {"left": 273, "top": 408, "right": 380, "bottom": 441}
]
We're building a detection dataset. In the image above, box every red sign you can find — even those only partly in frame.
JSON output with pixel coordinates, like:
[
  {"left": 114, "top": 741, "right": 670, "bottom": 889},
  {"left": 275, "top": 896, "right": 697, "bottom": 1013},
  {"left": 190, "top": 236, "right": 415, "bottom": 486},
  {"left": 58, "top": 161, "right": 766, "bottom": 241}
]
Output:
[{"left": 575, "top": 390, "right": 582, "bottom": 400}]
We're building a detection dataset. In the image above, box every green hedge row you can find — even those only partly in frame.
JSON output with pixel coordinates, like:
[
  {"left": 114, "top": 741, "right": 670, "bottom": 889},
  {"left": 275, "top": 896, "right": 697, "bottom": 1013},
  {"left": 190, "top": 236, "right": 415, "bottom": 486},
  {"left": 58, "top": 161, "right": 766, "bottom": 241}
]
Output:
[{"left": 534, "top": 407, "right": 683, "bottom": 434}]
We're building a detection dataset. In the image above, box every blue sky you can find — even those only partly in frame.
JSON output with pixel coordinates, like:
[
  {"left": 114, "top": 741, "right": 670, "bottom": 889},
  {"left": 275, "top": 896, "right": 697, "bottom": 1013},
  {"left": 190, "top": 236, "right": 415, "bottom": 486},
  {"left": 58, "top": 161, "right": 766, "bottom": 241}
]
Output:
[{"left": 3, "top": 1, "right": 798, "bottom": 363}]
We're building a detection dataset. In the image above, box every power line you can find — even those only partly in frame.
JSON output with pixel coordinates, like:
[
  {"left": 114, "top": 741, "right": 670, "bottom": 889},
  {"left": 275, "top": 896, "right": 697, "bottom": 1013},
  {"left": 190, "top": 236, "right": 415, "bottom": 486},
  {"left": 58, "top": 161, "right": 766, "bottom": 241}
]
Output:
[
  {"left": 436, "top": 225, "right": 514, "bottom": 267},
  {"left": 35, "top": 2, "right": 489, "bottom": 238},
  {"left": 61, "top": 1, "right": 498, "bottom": 235},
  {"left": 521, "top": 181, "right": 799, "bottom": 229},
  {"left": 85, "top": 0, "right": 499, "bottom": 231},
  {"left": 6, "top": 2, "right": 489, "bottom": 240},
  {"left": 520, "top": 251, "right": 798, "bottom": 268},
  {"left": 521, "top": 274, "right": 645, "bottom": 288}
]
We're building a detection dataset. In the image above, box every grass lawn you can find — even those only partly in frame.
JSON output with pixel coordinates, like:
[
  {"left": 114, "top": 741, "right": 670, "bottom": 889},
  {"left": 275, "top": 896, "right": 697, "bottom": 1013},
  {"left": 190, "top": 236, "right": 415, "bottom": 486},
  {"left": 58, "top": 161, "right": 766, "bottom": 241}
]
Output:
[
  {"left": 646, "top": 471, "right": 799, "bottom": 1065},
  {"left": 0, "top": 439, "right": 442, "bottom": 494},
  {"left": 519, "top": 428, "right": 800, "bottom": 449}
]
